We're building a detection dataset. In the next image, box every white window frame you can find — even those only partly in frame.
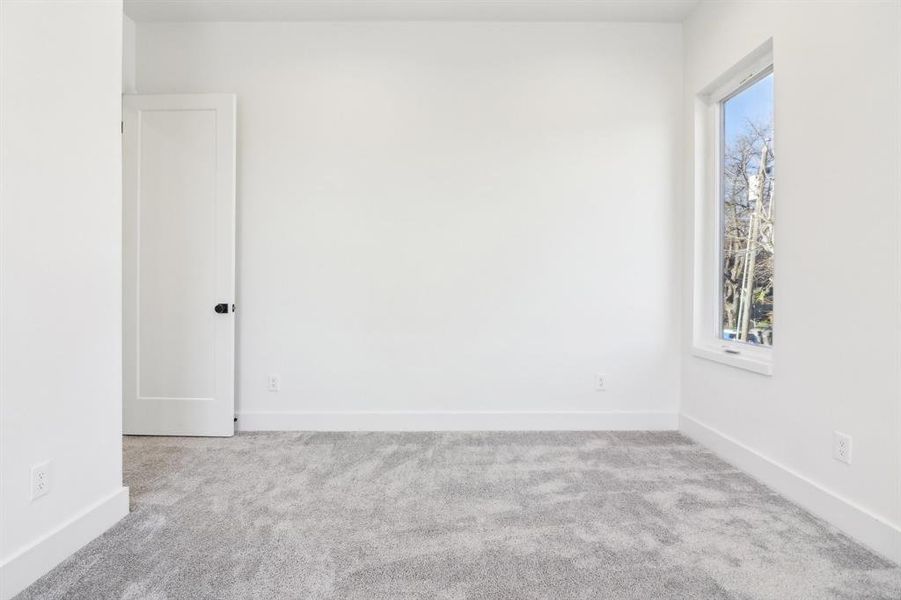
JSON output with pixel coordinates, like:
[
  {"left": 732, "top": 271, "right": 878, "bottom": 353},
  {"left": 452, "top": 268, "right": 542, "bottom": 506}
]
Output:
[{"left": 691, "top": 42, "right": 774, "bottom": 376}]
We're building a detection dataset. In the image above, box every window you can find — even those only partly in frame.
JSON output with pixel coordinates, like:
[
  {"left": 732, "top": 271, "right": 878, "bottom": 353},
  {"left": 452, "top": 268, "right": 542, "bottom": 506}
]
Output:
[
  {"left": 718, "top": 71, "right": 774, "bottom": 347},
  {"left": 691, "top": 44, "right": 773, "bottom": 375}
]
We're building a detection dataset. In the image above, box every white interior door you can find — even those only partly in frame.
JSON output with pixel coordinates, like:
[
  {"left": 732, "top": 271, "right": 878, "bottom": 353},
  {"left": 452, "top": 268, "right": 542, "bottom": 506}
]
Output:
[{"left": 123, "top": 94, "right": 236, "bottom": 437}]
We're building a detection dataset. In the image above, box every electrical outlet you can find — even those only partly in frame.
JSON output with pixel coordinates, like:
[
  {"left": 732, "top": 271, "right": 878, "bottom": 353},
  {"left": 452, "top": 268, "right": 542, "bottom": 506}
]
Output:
[
  {"left": 833, "top": 431, "right": 852, "bottom": 464},
  {"left": 267, "top": 374, "right": 280, "bottom": 392},
  {"left": 30, "top": 461, "right": 51, "bottom": 500},
  {"left": 596, "top": 374, "right": 608, "bottom": 392}
]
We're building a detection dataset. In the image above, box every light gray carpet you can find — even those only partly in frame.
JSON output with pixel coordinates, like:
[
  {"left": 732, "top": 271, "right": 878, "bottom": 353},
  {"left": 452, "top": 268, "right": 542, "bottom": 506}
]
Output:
[{"left": 16, "top": 432, "right": 901, "bottom": 599}]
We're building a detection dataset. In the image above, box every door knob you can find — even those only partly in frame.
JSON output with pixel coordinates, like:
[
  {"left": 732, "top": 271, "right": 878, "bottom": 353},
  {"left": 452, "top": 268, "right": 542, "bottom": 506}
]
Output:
[{"left": 214, "top": 303, "right": 229, "bottom": 314}]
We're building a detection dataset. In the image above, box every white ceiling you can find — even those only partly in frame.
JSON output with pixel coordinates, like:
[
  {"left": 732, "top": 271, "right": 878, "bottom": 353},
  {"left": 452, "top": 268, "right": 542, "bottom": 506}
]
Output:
[{"left": 125, "top": 0, "right": 701, "bottom": 23}]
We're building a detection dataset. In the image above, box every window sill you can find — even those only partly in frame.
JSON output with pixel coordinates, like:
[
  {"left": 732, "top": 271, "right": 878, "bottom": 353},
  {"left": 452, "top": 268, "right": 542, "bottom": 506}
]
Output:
[{"left": 691, "top": 343, "right": 773, "bottom": 376}]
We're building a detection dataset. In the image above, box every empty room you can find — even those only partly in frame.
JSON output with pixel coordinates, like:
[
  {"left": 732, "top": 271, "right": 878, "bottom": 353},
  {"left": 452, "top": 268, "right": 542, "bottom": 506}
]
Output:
[{"left": 1, "top": 0, "right": 900, "bottom": 598}]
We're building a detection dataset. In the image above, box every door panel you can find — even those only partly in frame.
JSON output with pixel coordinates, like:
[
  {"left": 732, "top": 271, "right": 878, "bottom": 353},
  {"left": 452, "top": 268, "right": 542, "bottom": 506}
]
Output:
[{"left": 123, "top": 94, "right": 236, "bottom": 437}]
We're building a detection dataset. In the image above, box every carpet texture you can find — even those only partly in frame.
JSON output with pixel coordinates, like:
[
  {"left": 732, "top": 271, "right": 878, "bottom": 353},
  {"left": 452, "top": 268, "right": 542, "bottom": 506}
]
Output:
[{"left": 16, "top": 431, "right": 901, "bottom": 599}]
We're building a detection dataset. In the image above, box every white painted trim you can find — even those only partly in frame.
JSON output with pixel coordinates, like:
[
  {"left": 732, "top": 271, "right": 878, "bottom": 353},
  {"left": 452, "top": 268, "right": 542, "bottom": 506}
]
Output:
[
  {"left": 0, "top": 487, "right": 130, "bottom": 600},
  {"left": 680, "top": 415, "right": 901, "bottom": 565},
  {"left": 238, "top": 410, "right": 679, "bottom": 432},
  {"left": 704, "top": 47, "right": 774, "bottom": 104},
  {"left": 691, "top": 343, "right": 773, "bottom": 376}
]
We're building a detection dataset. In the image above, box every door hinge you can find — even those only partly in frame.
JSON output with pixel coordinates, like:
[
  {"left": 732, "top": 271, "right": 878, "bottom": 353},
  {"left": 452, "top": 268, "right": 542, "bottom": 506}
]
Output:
[{"left": 120, "top": 121, "right": 124, "bottom": 134}]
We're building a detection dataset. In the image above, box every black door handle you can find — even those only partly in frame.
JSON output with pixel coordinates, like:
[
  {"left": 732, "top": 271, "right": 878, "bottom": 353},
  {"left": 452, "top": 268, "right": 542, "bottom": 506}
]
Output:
[{"left": 214, "top": 303, "right": 229, "bottom": 314}]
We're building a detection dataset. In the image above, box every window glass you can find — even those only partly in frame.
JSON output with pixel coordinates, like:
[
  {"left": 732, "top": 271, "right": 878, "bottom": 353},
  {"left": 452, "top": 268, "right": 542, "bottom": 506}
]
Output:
[{"left": 720, "top": 72, "right": 774, "bottom": 346}]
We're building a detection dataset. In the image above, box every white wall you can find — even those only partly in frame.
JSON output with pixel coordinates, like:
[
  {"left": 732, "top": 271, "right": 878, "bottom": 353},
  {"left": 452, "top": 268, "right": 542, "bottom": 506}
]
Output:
[
  {"left": 680, "top": 1, "right": 901, "bottom": 561},
  {"left": 135, "top": 22, "right": 683, "bottom": 429},
  {"left": 0, "top": 2, "right": 128, "bottom": 597},
  {"left": 123, "top": 14, "right": 137, "bottom": 94}
]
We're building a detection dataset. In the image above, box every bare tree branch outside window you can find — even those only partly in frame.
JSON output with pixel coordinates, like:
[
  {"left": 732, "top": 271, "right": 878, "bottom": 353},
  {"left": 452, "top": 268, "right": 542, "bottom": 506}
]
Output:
[{"left": 721, "top": 72, "right": 774, "bottom": 346}]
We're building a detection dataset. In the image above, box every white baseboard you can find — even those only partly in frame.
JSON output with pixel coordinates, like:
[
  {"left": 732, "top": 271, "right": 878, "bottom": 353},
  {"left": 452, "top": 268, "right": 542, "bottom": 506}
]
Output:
[
  {"left": 238, "top": 410, "right": 679, "bottom": 432},
  {"left": 0, "top": 486, "right": 130, "bottom": 600},
  {"left": 680, "top": 414, "right": 901, "bottom": 565}
]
